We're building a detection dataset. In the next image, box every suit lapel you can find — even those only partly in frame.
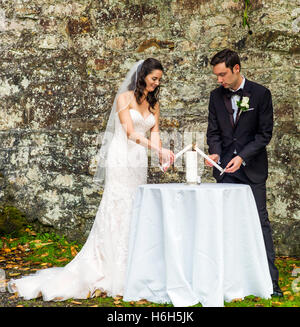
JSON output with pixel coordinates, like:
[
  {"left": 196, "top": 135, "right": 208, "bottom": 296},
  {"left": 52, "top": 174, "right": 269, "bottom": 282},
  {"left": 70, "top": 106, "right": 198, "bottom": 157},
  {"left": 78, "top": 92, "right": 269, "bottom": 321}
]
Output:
[
  {"left": 222, "top": 92, "right": 234, "bottom": 128},
  {"left": 220, "top": 79, "right": 253, "bottom": 129},
  {"left": 235, "top": 79, "right": 252, "bottom": 126}
]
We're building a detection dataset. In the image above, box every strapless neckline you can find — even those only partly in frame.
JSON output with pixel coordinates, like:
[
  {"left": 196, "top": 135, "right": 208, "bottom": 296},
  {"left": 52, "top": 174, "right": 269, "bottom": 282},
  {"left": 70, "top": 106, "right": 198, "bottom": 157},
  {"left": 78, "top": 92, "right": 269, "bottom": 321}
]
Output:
[{"left": 129, "top": 109, "right": 154, "bottom": 121}]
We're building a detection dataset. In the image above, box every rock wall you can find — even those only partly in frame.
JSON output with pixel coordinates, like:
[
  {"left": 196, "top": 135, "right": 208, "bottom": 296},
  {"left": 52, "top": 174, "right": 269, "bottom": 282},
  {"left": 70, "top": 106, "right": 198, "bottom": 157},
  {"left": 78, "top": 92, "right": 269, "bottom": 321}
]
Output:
[{"left": 0, "top": 0, "right": 299, "bottom": 255}]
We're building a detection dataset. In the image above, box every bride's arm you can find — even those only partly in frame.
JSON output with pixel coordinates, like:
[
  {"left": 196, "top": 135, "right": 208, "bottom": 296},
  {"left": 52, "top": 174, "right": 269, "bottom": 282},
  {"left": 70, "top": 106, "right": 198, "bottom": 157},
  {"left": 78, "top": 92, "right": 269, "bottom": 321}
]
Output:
[
  {"left": 150, "top": 103, "right": 163, "bottom": 160},
  {"left": 117, "top": 94, "right": 159, "bottom": 153},
  {"left": 117, "top": 94, "right": 173, "bottom": 162}
]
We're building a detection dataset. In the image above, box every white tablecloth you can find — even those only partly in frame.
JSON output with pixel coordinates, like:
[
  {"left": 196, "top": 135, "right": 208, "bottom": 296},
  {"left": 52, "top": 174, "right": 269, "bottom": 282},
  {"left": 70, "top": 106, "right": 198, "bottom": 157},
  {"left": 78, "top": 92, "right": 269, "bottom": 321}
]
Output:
[{"left": 123, "top": 183, "right": 273, "bottom": 307}]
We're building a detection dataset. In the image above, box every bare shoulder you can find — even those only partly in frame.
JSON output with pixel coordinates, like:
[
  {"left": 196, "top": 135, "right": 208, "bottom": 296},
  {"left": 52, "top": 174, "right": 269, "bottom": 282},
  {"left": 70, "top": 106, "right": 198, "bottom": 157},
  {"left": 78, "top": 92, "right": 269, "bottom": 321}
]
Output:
[
  {"left": 118, "top": 90, "right": 134, "bottom": 100},
  {"left": 117, "top": 91, "right": 132, "bottom": 103},
  {"left": 117, "top": 91, "right": 134, "bottom": 111}
]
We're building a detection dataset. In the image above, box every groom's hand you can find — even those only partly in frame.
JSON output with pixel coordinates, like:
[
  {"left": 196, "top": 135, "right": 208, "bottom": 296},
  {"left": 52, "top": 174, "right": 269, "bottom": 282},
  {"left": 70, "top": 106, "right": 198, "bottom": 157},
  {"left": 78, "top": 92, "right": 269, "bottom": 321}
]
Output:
[
  {"left": 205, "top": 154, "right": 220, "bottom": 167},
  {"left": 225, "top": 156, "right": 243, "bottom": 173}
]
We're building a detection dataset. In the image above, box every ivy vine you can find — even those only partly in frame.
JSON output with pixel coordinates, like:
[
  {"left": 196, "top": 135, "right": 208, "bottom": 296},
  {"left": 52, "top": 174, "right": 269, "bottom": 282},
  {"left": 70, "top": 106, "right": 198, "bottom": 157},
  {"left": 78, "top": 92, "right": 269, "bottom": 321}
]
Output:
[
  {"left": 235, "top": 0, "right": 252, "bottom": 33},
  {"left": 242, "top": 0, "right": 250, "bottom": 29}
]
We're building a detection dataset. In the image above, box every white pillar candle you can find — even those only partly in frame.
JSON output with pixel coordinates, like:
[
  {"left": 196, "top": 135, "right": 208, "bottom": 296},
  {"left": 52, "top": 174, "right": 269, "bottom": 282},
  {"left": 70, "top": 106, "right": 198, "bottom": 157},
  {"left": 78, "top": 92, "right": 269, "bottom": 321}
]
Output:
[{"left": 185, "top": 151, "right": 198, "bottom": 183}]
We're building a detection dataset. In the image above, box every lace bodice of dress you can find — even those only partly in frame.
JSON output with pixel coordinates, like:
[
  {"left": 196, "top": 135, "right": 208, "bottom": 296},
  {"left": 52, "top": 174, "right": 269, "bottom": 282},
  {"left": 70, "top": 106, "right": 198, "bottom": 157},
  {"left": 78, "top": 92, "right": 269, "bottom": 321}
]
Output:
[{"left": 114, "top": 108, "right": 156, "bottom": 137}]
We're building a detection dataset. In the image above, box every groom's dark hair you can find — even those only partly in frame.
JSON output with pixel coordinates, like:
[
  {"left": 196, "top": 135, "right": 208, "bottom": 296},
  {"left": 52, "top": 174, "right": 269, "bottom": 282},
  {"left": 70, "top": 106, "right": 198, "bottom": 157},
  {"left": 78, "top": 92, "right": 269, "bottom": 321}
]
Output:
[{"left": 210, "top": 49, "right": 241, "bottom": 72}]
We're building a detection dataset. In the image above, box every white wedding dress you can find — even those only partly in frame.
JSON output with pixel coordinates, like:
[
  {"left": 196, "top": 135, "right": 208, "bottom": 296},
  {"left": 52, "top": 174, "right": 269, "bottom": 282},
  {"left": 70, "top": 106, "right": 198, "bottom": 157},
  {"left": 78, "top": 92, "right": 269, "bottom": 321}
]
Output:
[{"left": 8, "top": 109, "right": 156, "bottom": 301}]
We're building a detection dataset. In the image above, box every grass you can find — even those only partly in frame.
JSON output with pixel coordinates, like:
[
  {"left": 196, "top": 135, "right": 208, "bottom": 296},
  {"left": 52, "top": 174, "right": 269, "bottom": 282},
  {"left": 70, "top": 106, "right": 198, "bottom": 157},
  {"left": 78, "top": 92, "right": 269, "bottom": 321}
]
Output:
[{"left": 0, "top": 226, "right": 299, "bottom": 307}]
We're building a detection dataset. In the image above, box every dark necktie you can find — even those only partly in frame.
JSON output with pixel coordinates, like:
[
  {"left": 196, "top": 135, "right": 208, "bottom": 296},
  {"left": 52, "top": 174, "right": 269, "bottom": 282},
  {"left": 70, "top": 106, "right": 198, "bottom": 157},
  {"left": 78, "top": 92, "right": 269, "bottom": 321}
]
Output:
[{"left": 225, "top": 88, "right": 243, "bottom": 99}]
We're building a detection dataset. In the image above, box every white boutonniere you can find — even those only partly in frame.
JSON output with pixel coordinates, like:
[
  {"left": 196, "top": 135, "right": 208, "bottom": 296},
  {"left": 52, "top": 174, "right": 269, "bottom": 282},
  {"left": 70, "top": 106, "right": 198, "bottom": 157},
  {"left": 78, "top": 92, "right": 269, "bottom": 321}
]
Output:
[{"left": 236, "top": 96, "right": 250, "bottom": 112}]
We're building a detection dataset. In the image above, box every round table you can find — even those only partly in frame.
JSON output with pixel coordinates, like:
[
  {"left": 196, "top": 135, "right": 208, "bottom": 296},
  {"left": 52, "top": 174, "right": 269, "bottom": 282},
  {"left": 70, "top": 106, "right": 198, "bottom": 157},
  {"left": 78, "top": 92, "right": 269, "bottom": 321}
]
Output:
[{"left": 123, "top": 183, "right": 273, "bottom": 307}]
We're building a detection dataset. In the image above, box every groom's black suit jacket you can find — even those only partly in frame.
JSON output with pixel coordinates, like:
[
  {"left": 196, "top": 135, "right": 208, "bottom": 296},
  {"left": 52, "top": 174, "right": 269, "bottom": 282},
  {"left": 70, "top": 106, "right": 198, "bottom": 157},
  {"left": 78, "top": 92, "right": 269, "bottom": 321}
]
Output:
[{"left": 206, "top": 78, "right": 274, "bottom": 184}]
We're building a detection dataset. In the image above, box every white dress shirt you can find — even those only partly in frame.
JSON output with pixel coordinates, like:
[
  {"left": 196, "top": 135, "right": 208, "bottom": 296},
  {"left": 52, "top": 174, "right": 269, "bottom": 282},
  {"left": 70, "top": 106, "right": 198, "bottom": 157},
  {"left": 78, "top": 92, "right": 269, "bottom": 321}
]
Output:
[
  {"left": 217, "top": 77, "right": 247, "bottom": 166},
  {"left": 230, "top": 76, "right": 245, "bottom": 123},
  {"left": 229, "top": 76, "right": 246, "bottom": 164}
]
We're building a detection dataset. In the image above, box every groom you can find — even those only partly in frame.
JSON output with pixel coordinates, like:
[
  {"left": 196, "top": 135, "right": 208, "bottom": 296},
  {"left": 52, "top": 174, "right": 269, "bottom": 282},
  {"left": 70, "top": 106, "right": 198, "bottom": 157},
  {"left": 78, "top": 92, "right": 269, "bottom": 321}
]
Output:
[{"left": 205, "top": 49, "right": 283, "bottom": 297}]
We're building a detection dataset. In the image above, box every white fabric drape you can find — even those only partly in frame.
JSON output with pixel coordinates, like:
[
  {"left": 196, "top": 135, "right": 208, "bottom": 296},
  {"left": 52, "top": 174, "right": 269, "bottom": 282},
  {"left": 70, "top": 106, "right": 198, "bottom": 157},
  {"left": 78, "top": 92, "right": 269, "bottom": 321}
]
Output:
[{"left": 124, "top": 183, "right": 273, "bottom": 307}]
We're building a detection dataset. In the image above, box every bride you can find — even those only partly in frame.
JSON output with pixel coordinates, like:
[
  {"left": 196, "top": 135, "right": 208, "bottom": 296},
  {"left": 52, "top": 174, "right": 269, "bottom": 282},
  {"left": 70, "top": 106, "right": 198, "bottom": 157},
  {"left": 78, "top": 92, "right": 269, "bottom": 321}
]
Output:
[{"left": 8, "top": 58, "right": 175, "bottom": 301}]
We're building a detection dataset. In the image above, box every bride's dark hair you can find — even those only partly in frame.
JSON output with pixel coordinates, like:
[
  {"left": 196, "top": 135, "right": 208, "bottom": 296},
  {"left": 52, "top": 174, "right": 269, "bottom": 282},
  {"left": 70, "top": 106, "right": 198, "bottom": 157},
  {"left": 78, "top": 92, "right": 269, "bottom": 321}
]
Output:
[{"left": 128, "top": 58, "right": 163, "bottom": 112}]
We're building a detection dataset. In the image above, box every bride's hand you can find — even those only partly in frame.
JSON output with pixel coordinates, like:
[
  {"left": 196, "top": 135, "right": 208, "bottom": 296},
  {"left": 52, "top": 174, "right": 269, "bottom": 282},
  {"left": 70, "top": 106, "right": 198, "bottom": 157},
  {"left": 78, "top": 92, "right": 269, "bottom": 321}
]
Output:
[{"left": 159, "top": 148, "right": 175, "bottom": 170}]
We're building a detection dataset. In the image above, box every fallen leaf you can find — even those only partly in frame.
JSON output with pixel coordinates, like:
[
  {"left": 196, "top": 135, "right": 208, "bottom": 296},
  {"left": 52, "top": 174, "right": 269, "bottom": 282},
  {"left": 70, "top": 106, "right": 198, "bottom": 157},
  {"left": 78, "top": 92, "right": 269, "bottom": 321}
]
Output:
[
  {"left": 8, "top": 293, "right": 19, "bottom": 299},
  {"left": 8, "top": 273, "right": 21, "bottom": 277},
  {"left": 56, "top": 258, "right": 68, "bottom": 262},
  {"left": 288, "top": 295, "right": 295, "bottom": 301},
  {"left": 25, "top": 228, "right": 36, "bottom": 236},
  {"left": 271, "top": 301, "right": 282, "bottom": 307},
  {"left": 34, "top": 242, "right": 53, "bottom": 248},
  {"left": 231, "top": 298, "right": 243, "bottom": 303},
  {"left": 136, "top": 299, "right": 149, "bottom": 305},
  {"left": 94, "top": 289, "right": 102, "bottom": 297},
  {"left": 113, "top": 296, "right": 123, "bottom": 300},
  {"left": 70, "top": 301, "right": 82, "bottom": 305},
  {"left": 70, "top": 246, "right": 78, "bottom": 257}
]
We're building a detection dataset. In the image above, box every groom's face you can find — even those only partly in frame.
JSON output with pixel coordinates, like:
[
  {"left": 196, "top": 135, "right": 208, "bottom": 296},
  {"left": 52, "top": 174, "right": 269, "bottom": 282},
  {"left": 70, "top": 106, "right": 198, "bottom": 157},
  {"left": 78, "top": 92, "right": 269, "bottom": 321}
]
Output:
[{"left": 212, "top": 62, "right": 240, "bottom": 89}]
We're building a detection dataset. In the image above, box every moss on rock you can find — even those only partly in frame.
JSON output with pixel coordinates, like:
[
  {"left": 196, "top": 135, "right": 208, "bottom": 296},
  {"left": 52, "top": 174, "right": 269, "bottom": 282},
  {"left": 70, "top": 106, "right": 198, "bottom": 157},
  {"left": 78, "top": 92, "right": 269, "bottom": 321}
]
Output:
[{"left": 0, "top": 206, "right": 28, "bottom": 236}]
